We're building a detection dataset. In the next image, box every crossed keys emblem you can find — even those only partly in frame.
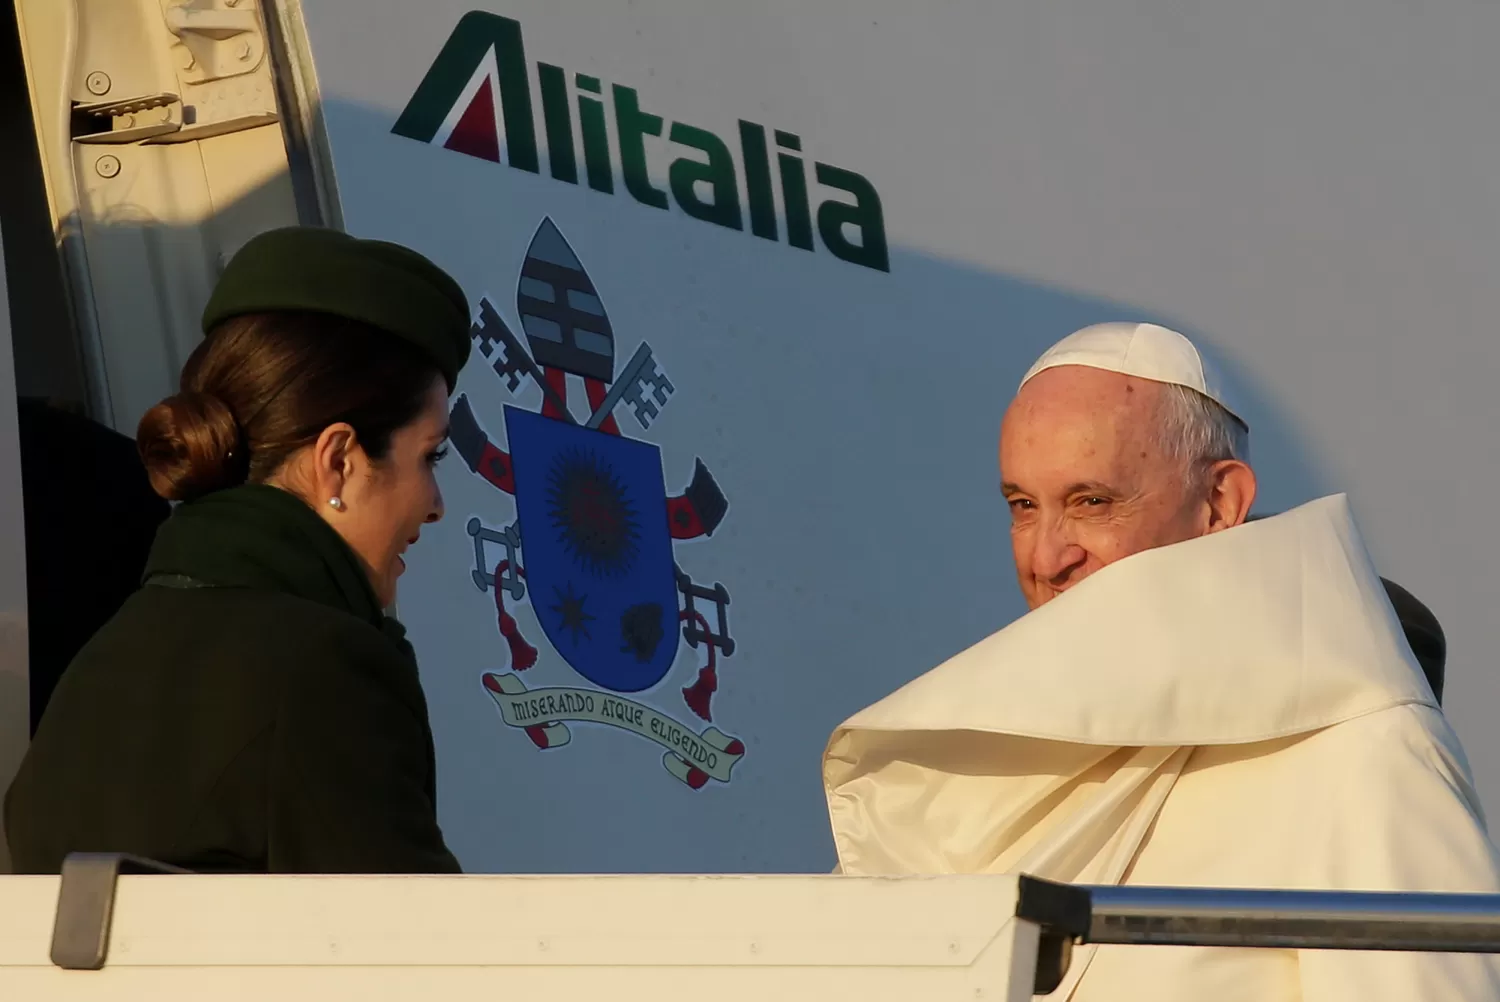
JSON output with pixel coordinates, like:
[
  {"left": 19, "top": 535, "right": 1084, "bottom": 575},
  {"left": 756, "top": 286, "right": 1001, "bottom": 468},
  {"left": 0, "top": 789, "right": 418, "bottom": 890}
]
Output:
[
  {"left": 448, "top": 218, "right": 740, "bottom": 787},
  {"left": 476, "top": 296, "right": 676, "bottom": 434}
]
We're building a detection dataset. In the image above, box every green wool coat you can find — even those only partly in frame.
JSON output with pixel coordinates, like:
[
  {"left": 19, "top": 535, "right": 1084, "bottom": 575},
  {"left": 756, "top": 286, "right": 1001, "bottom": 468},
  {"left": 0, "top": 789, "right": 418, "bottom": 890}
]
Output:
[{"left": 4, "top": 485, "right": 461, "bottom": 874}]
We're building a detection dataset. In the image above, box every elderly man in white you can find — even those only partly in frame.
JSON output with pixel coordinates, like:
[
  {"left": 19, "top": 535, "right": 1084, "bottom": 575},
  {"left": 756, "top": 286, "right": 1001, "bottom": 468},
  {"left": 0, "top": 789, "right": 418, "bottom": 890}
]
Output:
[{"left": 823, "top": 323, "right": 1500, "bottom": 1000}]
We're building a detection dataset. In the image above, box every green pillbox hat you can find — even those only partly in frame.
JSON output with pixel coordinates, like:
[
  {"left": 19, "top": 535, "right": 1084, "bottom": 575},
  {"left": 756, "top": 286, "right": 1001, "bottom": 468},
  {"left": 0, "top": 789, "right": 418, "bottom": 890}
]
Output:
[{"left": 202, "top": 227, "right": 472, "bottom": 389}]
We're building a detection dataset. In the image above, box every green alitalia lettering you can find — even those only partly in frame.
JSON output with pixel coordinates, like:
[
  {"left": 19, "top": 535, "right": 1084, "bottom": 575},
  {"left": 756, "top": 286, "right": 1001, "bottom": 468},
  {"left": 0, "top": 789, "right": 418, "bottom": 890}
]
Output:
[
  {"left": 537, "top": 62, "right": 577, "bottom": 184},
  {"left": 738, "top": 121, "right": 778, "bottom": 241},
  {"left": 395, "top": 12, "right": 891, "bottom": 273},
  {"left": 775, "top": 131, "right": 814, "bottom": 251},
  {"left": 668, "top": 122, "right": 742, "bottom": 231},
  {"left": 392, "top": 10, "right": 538, "bottom": 173},
  {"left": 615, "top": 85, "right": 668, "bottom": 210},
  {"left": 576, "top": 76, "right": 614, "bottom": 193},
  {"left": 815, "top": 163, "right": 889, "bottom": 273}
]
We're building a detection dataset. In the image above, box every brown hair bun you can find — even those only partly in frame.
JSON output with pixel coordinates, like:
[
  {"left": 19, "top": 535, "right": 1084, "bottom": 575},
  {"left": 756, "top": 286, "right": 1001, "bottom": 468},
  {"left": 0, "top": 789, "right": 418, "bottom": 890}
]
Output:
[
  {"left": 136, "top": 311, "right": 441, "bottom": 505},
  {"left": 136, "top": 390, "right": 247, "bottom": 501}
]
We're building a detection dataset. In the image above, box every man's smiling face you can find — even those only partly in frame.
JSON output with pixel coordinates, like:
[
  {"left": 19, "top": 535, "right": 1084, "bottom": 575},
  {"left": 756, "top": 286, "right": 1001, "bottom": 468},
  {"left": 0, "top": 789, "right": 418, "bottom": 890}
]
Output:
[{"left": 999, "top": 365, "right": 1210, "bottom": 610}]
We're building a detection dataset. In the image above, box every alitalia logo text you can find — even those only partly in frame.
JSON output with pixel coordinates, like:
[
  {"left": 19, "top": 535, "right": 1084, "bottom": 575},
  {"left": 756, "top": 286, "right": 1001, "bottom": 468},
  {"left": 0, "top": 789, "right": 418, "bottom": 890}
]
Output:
[{"left": 393, "top": 11, "right": 889, "bottom": 273}]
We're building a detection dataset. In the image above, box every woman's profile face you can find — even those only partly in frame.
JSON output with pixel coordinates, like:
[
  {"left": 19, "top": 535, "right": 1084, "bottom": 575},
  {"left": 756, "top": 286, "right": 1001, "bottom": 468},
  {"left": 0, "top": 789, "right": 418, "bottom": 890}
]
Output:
[{"left": 335, "top": 375, "right": 451, "bottom": 607}]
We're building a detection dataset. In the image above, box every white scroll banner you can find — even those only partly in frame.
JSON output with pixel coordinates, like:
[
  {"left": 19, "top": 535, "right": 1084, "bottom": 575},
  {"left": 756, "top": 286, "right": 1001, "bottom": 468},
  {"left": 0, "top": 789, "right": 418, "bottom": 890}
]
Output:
[{"left": 482, "top": 673, "right": 745, "bottom": 788}]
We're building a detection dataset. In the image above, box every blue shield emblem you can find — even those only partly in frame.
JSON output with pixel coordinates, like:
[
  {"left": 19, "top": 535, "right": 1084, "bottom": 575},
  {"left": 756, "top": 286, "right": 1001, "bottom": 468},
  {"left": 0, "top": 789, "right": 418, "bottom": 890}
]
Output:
[{"left": 504, "top": 405, "right": 677, "bottom": 693}]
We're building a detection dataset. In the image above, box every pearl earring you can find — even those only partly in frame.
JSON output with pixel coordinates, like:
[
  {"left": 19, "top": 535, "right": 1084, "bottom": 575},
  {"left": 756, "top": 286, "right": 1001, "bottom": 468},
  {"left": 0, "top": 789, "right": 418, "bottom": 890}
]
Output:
[{"left": 328, "top": 497, "right": 345, "bottom": 511}]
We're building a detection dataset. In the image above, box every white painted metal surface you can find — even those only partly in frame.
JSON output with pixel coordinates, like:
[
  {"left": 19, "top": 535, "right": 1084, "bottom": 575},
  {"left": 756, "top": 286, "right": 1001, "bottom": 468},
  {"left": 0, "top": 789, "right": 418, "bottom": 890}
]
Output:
[
  {"left": 287, "top": 0, "right": 1500, "bottom": 874},
  {"left": 0, "top": 872, "right": 1041, "bottom": 1000},
  {"left": 9, "top": 0, "right": 1498, "bottom": 881}
]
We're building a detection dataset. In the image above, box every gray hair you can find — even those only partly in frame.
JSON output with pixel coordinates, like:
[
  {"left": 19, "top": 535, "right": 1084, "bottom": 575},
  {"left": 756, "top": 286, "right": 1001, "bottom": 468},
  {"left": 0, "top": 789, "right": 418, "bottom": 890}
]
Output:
[{"left": 1155, "top": 384, "right": 1250, "bottom": 487}]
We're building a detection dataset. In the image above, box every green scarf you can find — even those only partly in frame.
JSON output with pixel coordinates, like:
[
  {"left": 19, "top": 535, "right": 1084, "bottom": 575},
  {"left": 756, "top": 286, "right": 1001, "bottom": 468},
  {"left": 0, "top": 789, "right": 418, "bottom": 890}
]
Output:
[{"left": 144, "top": 483, "right": 413, "bottom": 657}]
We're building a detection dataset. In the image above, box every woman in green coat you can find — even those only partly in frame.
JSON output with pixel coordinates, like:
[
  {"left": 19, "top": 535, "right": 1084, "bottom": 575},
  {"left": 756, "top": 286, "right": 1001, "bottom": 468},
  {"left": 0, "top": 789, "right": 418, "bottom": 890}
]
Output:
[{"left": 4, "top": 227, "right": 470, "bottom": 873}]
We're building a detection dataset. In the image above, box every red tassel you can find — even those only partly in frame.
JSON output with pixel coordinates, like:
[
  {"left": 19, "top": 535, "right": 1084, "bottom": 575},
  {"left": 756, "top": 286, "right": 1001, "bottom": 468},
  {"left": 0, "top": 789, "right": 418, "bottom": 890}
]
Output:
[
  {"left": 679, "top": 609, "right": 722, "bottom": 721},
  {"left": 493, "top": 562, "right": 538, "bottom": 671},
  {"left": 498, "top": 608, "right": 538, "bottom": 671},
  {"left": 682, "top": 666, "right": 718, "bottom": 722}
]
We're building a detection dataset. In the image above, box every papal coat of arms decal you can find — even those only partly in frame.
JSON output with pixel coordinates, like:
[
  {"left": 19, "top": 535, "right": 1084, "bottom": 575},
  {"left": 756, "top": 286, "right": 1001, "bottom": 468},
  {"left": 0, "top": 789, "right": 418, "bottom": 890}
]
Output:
[{"left": 450, "top": 217, "right": 742, "bottom": 788}]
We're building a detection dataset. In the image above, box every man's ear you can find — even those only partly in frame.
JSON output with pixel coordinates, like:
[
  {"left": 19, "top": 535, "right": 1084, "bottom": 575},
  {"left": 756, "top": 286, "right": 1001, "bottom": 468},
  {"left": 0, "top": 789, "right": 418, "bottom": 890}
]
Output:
[{"left": 1204, "top": 459, "right": 1257, "bottom": 532}]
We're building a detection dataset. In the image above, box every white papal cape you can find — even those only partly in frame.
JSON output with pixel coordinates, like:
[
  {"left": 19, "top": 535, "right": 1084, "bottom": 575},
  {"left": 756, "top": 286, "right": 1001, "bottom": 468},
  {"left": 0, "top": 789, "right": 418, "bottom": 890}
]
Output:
[{"left": 823, "top": 496, "right": 1500, "bottom": 1000}]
